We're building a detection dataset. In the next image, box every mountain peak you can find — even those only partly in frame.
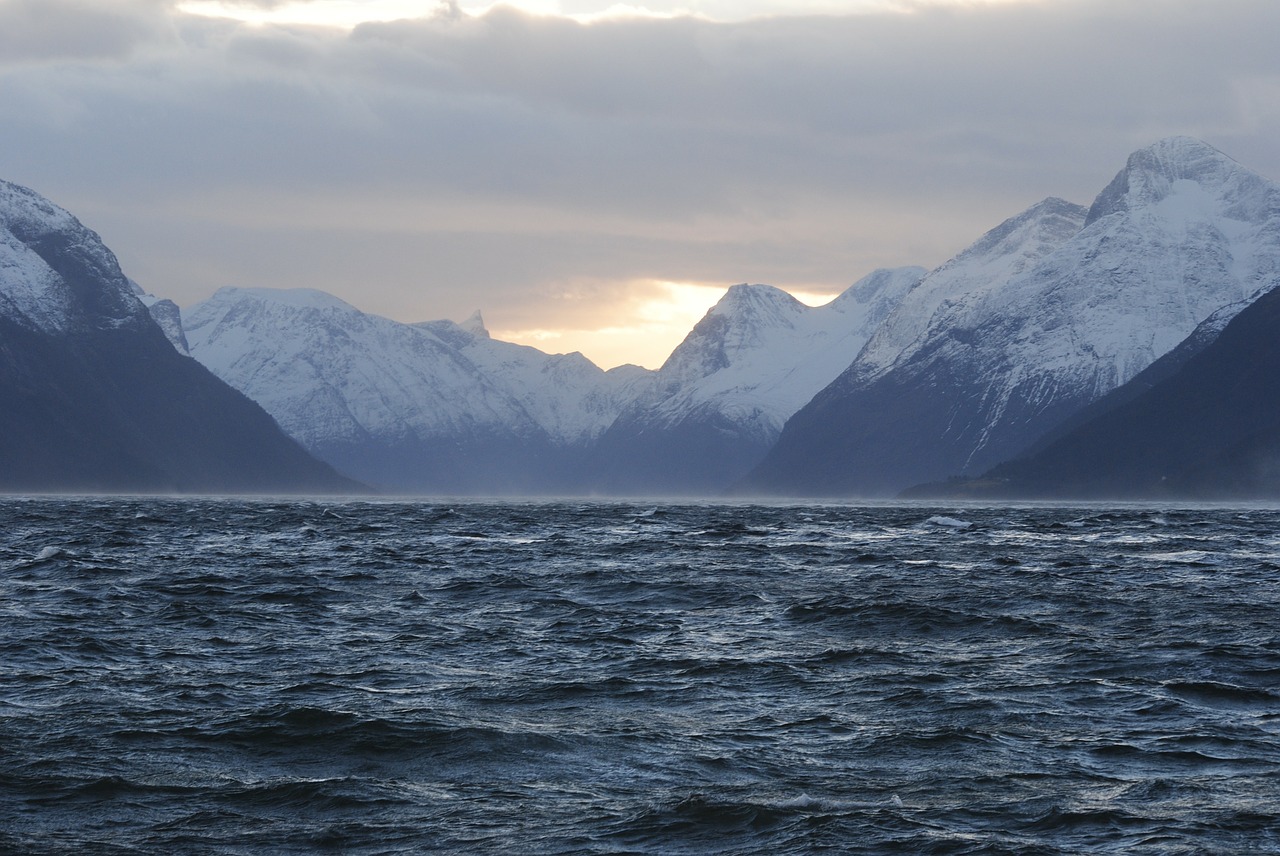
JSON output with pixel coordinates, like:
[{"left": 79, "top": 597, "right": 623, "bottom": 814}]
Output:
[
  {"left": 460, "top": 309, "right": 489, "bottom": 338},
  {"left": 1085, "top": 137, "right": 1258, "bottom": 226},
  {"left": 708, "top": 283, "right": 805, "bottom": 322},
  {"left": 0, "top": 179, "right": 146, "bottom": 334},
  {"left": 0, "top": 179, "right": 78, "bottom": 235},
  {"left": 0, "top": 180, "right": 355, "bottom": 493}
]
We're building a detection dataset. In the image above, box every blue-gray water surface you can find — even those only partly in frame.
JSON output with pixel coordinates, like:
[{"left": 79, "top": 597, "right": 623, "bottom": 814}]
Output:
[{"left": 1, "top": 498, "right": 1279, "bottom": 854}]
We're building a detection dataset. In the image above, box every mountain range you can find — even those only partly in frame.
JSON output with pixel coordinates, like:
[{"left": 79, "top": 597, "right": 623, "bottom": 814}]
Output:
[
  {"left": 179, "top": 269, "right": 922, "bottom": 494},
  {"left": 181, "top": 287, "right": 650, "bottom": 494},
  {"left": 907, "top": 283, "right": 1280, "bottom": 499},
  {"left": 744, "top": 137, "right": 1280, "bottom": 496},
  {"left": 3, "top": 137, "right": 1279, "bottom": 498}
]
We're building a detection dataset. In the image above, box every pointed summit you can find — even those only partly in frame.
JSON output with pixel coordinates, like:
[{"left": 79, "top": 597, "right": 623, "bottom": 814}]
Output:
[
  {"left": 460, "top": 309, "right": 489, "bottom": 338},
  {"left": 660, "top": 284, "right": 804, "bottom": 380},
  {"left": 590, "top": 270, "right": 920, "bottom": 494},
  {"left": 707, "top": 283, "right": 806, "bottom": 321}
]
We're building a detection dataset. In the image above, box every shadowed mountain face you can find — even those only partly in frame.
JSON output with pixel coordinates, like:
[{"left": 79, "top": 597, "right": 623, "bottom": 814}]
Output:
[
  {"left": 912, "top": 283, "right": 1280, "bottom": 499},
  {"left": 744, "top": 138, "right": 1280, "bottom": 497},
  {"left": 0, "top": 180, "right": 357, "bottom": 494}
]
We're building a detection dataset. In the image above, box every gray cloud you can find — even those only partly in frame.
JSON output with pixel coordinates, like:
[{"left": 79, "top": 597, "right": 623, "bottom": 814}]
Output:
[
  {"left": 0, "top": 0, "right": 173, "bottom": 63},
  {"left": 1, "top": 0, "right": 1279, "bottom": 358}
]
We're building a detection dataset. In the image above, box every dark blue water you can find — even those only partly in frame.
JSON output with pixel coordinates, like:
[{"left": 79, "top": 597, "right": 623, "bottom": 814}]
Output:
[{"left": 1, "top": 499, "right": 1279, "bottom": 854}]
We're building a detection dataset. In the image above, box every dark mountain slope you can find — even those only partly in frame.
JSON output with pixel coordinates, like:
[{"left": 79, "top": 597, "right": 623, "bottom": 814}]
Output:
[
  {"left": 0, "top": 179, "right": 358, "bottom": 494},
  {"left": 912, "top": 283, "right": 1280, "bottom": 499}
]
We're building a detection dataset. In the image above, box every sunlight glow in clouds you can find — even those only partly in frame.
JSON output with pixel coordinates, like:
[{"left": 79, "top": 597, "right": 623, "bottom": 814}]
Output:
[
  {"left": 64, "top": 0, "right": 1272, "bottom": 372},
  {"left": 496, "top": 281, "right": 728, "bottom": 370},
  {"left": 495, "top": 281, "right": 842, "bottom": 369}
]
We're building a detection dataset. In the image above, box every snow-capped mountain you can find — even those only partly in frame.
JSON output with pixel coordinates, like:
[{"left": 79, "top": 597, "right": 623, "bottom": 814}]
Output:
[
  {"left": 918, "top": 283, "right": 1280, "bottom": 498},
  {"left": 183, "top": 287, "right": 652, "bottom": 493},
  {"left": 591, "top": 268, "right": 923, "bottom": 493},
  {"left": 0, "top": 179, "right": 354, "bottom": 493},
  {"left": 0, "top": 180, "right": 143, "bottom": 336},
  {"left": 180, "top": 268, "right": 923, "bottom": 496},
  {"left": 415, "top": 312, "right": 653, "bottom": 448},
  {"left": 747, "top": 138, "right": 1280, "bottom": 496},
  {"left": 848, "top": 197, "right": 1089, "bottom": 384}
]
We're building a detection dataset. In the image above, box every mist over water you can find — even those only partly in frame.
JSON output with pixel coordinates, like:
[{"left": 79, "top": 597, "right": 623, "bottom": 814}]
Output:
[{"left": 2, "top": 498, "right": 1279, "bottom": 853}]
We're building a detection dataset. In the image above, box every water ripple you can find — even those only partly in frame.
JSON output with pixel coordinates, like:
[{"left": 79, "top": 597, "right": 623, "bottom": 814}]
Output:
[{"left": 1, "top": 499, "right": 1279, "bottom": 853}]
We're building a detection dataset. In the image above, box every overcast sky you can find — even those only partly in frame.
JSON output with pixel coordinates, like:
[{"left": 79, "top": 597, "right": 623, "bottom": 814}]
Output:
[{"left": 2, "top": 0, "right": 1279, "bottom": 367}]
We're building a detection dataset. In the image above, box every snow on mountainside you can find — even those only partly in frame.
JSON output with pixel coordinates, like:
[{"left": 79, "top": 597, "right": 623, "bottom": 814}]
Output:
[
  {"left": 181, "top": 270, "right": 922, "bottom": 496},
  {"left": 936, "top": 284, "right": 1280, "bottom": 499},
  {"left": 184, "top": 288, "right": 540, "bottom": 450},
  {"left": 183, "top": 287, "right": 652, "bottom": 492},
  {"left": 749, "top": 137, "right": 1280, "bottom": 496},
  {"left": 0, "top": 179, "right": 148, "bottom": 334},
  {"left": 415, "top": 314, "right": 653, "bottom": 446},
  {"left": 851, "top": 198, "right": 1088, "bottom": 384},
  {"left": 648, "top": 269, "right": 925, "bottom": 436},
  {"left": 0, "top": 180, "right": 353, "bottom": 493},
  {"left": 591, "top": 268, "right": 924, "bottom": 493}
]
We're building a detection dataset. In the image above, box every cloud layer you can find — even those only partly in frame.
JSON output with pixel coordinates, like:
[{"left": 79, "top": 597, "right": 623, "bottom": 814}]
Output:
[{"left": 2, "top": 0, "right": 1279, "bottom": 366}]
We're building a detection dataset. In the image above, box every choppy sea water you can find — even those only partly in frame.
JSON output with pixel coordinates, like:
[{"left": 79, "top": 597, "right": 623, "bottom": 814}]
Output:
[{"left": 1, "top": 499, "right": 1279, "bottom": 855}]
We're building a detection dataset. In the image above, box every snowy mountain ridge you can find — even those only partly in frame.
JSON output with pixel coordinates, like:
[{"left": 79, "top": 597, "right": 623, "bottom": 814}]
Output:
[
  {"left": 412, "top": 315, "right": 653, "bottom": 446},
  {"left": 185, "top": 287, "right": 550, "bottom": 449},
  {"left": 0, "top": 179, "right": 147, "bottom": 335},
  {"left": 39, "top": 133, "right": 1270, "bottom": 498},
  {"left": 0, "top": 178, "right": 354, "bottom": 493},
  {"left": 642, "top": 268, "right": 925, "bottom": 436},
  {"left": 588, "top": 267, "right": 924, "bottom": 493},
  {"left": 851, "top": 197, "right": 1088, "bottom": 385},
  {"left": 749, "top": 136, "right": 1280, "bottom": 495},
  {"left": 182, "top": 287, "right": 656, "bottom": 491},
  {"left": 180, "top": 266, "right": 924, "bottom": 494}
]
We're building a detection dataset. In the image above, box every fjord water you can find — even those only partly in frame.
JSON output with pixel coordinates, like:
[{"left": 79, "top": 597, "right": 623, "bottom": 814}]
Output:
[{"left": 2, "top": 500, "right": 1278, "bottom": 854}]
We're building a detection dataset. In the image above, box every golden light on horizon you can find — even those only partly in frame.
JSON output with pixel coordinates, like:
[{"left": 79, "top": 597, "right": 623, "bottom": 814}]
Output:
[
  {"left": 495, "top": 280, "right": 726, "bottom": 370},
  {"left": 494, "top": 280, "right": 843, "bottom": 370}
]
